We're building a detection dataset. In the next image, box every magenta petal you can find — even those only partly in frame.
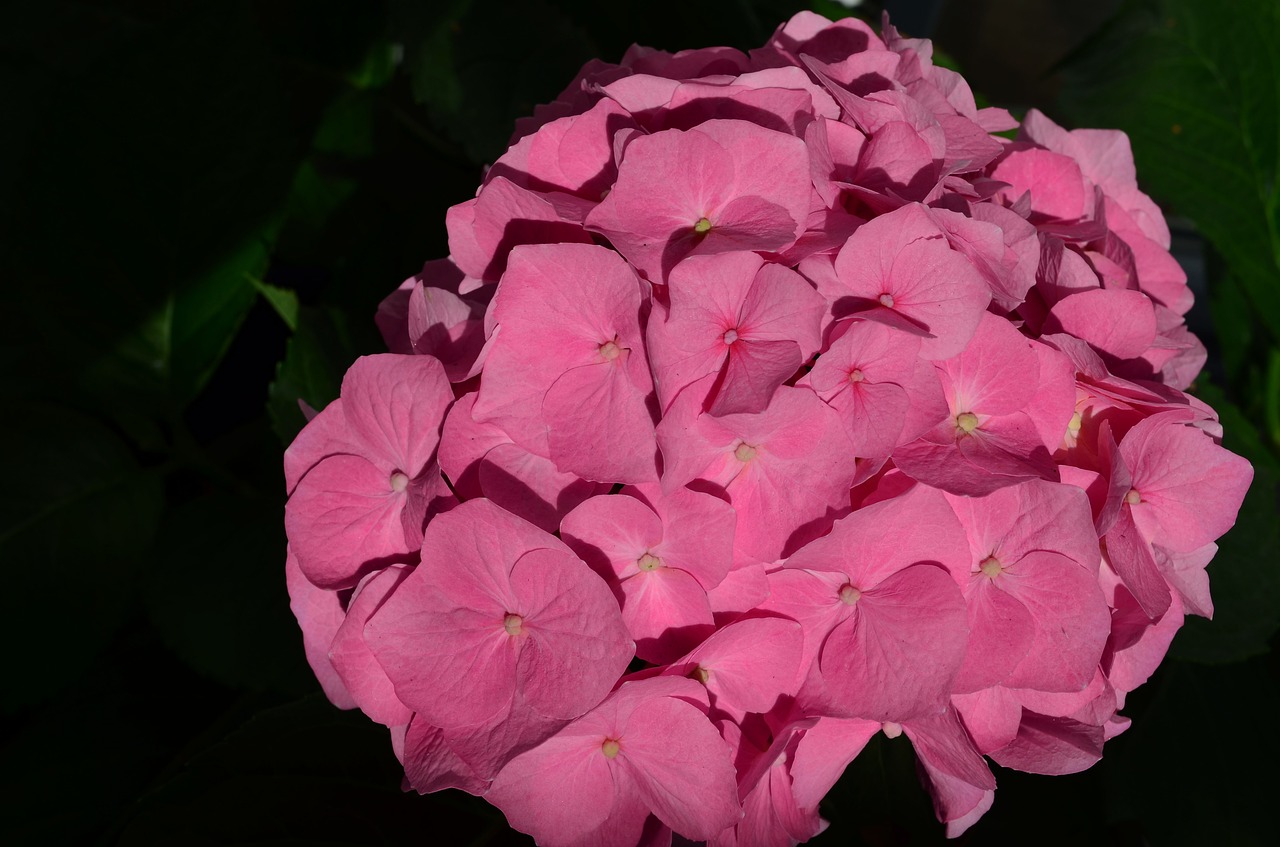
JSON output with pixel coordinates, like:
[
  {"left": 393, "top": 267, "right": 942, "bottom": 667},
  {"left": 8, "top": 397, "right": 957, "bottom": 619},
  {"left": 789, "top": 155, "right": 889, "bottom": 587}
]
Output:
[
  {"left": 819, "top": 564, "right": 968, "bottom": 721},
  {"left": 488, "top": 733, "right": 618, "bottom": 843},
  {"left": 285, "top": 454, "right": 413, "bottom": 589},
  {"left": 621, "top": 696, "right": 742, "bottom": 838},
  {"left": 512, "top": 547, "right": 634, "bottom": 719},
  {"left": 543, "top": 361, "right": 660, "bottom": 484}
]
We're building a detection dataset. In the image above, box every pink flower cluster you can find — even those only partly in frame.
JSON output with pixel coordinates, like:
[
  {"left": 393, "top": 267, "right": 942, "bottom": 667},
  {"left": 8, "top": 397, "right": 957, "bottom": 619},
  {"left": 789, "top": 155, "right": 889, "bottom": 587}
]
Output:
[{"left": 284, "top": 12, "right": 1253, "bottom": 845}]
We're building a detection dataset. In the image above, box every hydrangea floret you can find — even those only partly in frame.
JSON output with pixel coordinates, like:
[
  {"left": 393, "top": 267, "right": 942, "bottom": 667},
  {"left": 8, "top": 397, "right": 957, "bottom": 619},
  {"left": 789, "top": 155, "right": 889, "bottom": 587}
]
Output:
[{"left": 283, "top": 11, "right": 1253, "bottom": 844}]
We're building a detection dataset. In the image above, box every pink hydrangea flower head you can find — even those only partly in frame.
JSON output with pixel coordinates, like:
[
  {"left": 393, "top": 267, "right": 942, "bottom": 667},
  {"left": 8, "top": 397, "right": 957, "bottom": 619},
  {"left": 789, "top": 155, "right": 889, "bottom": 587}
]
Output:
[{"left": 280, "top": 9, "right": 1256, "bottom": 841}]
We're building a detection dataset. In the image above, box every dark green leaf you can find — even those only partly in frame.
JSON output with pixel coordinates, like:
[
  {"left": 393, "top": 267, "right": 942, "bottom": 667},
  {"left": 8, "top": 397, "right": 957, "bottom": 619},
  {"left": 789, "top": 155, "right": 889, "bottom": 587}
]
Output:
[
  {"left": 1059, "top": 0, "right": 1280, "bottom": 343},
  {"left": 0, "top": 403, "right": 163, "bottom": 713},
  {"left": 251, "top": 275, "right": 302, "bottom": 332},
  {"left": 268, "top": 306, "right": 363, "bottom": 444},
  {"left": 142, "top": 492, "right": 313, "bottom": 694}
]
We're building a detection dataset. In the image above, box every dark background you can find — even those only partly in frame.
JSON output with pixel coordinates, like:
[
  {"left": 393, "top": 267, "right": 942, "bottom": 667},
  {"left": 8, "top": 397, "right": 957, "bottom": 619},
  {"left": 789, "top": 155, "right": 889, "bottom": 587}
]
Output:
[{"left": 2, "top": 1, "right": 1277, "bottom": 844}]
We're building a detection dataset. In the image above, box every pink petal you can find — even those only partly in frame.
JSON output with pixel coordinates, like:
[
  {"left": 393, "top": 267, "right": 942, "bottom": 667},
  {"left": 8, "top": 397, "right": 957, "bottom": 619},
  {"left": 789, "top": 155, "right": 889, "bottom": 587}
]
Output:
[
  {"left": 510, "top": 546, "right": 635, "bottom": 720},
  {"left": 1121, "top": 416, "right": 1254, "bottom": 553},
  {"left": 329, "top": 565, "right": 413, "bottom": 727},
  {"left": 620, "top": 567, "right": 715, "bottom": 664},
  {"left": 953, "top": 576, "right": 1036, "bottom": 693},
  {"left": 401, "top": 717, "right": 487, "bottom": 795},
  {"left": 487, "top": 732, "right": 619, "bottom": 843},
  {"left": 990, "top": 712, "right": 1104, "bottom": 775},
  {"left": 284, "top": 547, "right": 355, "bottom": 709},
  {"left": 284, "top": 454, "right": 414, "bottom": 589},
  {"left": 819, "top": 564, "right": 969, "bottom": 721},
  {"left": 621, "top": 695, "right": 742, "bottom": 838},
  {"left": 543, "top": 360, "right": 660, "bottom": 483},
  {"left": 681, "top": 617, "right": 804, "bottom": 716},
  {"left": 338, "top": 354, "right": 453, "bottom": 478},
  {"left": 1045, "top": 288, "right": 1157, "bottom": 361}
]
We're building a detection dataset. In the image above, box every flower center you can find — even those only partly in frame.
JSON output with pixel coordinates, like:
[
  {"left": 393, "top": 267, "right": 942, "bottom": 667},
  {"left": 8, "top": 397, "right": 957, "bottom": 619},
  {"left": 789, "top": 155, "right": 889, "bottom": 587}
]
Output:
[
  {"left": 601, "top": 738, "right": 621, "bottom": 758},
  {"left": 1125, "top": 488, "right": 1142, "bottom": 505},
  {"left": 694, "top": 216, "right": 713, "bottom": 234},
  {"left": 882, "top": 721, "right": 903, "bottom": 739},
  {"left": 849, "top": 368, "right": 865, "bottom": 383},
  {"left": 389, "top": 471, "right": 410, "bottom": 493},
  {"left": 599, "top": 339, "right": 623, "bottom": 361},
  {"left": 838, "top": 583, "right": 861, "bottom": 605},
  {"left": 503, "top": 613, "right": 524, "bottom": 636},
  {"left": 692, "top": 665, "right": 711, "bottom": 685},
  {"left": 637, "top": 552, "right": 663, "bottom": 572},
  {"left": 878, "top": 293, "right": 895, "bottom": 308},
  {"left": 955, "top": 411, "right": 980, "bottom": 434},
  {"left": 734, "top": 443, "right": 757, "bottom": 462},
  {"left": 722, "top": 328, "right": 739, "bottom": 345},
  {"left": 1067, "top": 411, "right": 1082, "bottom": 438},
  {"left": 979, "top": 556, "right": 1003, "bottom": 578}
]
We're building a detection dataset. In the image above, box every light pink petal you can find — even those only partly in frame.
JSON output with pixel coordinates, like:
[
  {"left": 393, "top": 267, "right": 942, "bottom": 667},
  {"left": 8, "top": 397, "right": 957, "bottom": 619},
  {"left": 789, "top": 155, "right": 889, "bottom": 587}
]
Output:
[
  {"left": 437, "top": 392, "right": 510, "bottom": 500},
  {"left": 711, "top": 338, "right": 803, "bottom": 416},
  {"left": 370, "top": 600, "right": 519, "bottom": 728},
  {"left": 819, "top": 564, "right": 969, "bottom": 721},
  {"left": 1155, "top": 542, "right": 1216, "bottom": 619},
  {"left": 942, "top": 313, "right": 1038, "bottom": 414},
  {"left": 406, "top": 284, "right": 487, "bottom": 382},
  {"left": 401, "top": 717, "right": 487, "bottom": 795},
  {"left": 953, "top": 576, "right": 1036, "bottom": 693},
  {"left": 789, "top": 718, "right": 880, "bottom": 811},
  {"left": 621, "top": 696, "right": 742, "bottom": 838},
  {"left": 283, "top": 399, "right": 355, "bottom": 494},
  {"left": 488, "top": 732, "right": 618, "bottom": 843},
  {"left": 329, "top": 565, "right": 413, "bottom": 727},
  {"left": 620, "top": 567, "right": 715, "bottom": 664},
  {"left": 904, "top": 707, "right": 995, "bottom": 790},
  {"left": 339, "top": 354, "right": 453, "bottom": 478},
  {"left": 512, "top": 547, "right": 634, "bottom": 720},
  {"left": 991, "top": 712, "right": 1104, "bottom": 775},
  {"left": 560, "top": 492, "right": 664, "bottom": 579},
  {"left": 992, "top": 146, "right": 1088, "bottom": 221},
  {"left": 1000, "top": 552, "right": 1112, "bottom": 692},
  {"left": 683, "top": 617, "right": 804, "bottom": 716},
  {"left": 1045, "top": 288, "right": 1157, "bottom": 361},
  {"left": 446, "top": 177, "right": 593, "bottom": 281},
  {"left": 475, "top": 242, "right": 650, "bottom": 459},
  {"left": 480, "top": 442, "right": 607, "bottom": 534},
  {"left": 641, "top": 483, "right": 736, "bottom": 591},
  {"left": 284, "top": 547, "right": 354, "bottom": 709},
  {"left": 1104, "top": 506, "right": 1172, "bottom": 620},
  {"left": 544, "top": 361, "right": 660, "bottom": 483},
  {"left": 285, "top": 454, "right": 413, "bottom": 589},
  {"left": 832, "top": 204, "right": 990, "bottom": 360},
  {"left": 1121, "top": 417, "right": 1254, "bottom": 553}
]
